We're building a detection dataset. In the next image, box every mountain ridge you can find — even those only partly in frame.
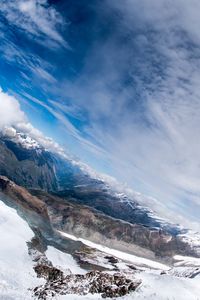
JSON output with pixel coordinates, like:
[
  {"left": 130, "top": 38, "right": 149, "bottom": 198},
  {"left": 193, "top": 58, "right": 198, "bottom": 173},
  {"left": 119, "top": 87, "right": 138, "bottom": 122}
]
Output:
[{"left": 0, "top": 128, "right": 200, "bottom": 260}]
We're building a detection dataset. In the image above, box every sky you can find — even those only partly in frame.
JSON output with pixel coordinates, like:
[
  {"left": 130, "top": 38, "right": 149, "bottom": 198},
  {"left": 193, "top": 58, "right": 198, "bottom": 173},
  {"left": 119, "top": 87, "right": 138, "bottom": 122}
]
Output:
[{"left": 0, "top": 0, "right": 200, "bottom": 229}]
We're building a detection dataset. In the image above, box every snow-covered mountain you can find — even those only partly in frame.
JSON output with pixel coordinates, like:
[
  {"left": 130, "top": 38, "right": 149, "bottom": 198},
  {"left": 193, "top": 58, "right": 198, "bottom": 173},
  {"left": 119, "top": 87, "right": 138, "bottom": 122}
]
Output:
[
  {"left": 2, "top": 127, "right": 42, "bottom": 150},
  {"left": 0, "top": 127, "right": 58, "bottom": 191},
  {"left": 1, "top": 128, "right": 200, "bottom": 255},
  {"left": 0, "top": 127, "right": 200, "bottom": 299}
]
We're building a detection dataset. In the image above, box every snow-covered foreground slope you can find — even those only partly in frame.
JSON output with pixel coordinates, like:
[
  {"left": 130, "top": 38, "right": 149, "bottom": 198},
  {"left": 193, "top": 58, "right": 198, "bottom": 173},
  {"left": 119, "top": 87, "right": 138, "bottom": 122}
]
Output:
[
  {"left": 57, "top": 231, "right": 200, "bottom": 300},
  {"left": 0, "top": 200, "right": 42, "bottom": 299},
  {"left": 41, "top": 271, "right": 200, "bottom": 300},
  {"left": 52, "top": 271, "right": 200, "bottom": 300},
  {"left": 0, "top": 200, "right": 85, "bottom": 300},
  {"left": 0, "top": 199, "right": 200, "bottom": 300},
  {"left": 133, "top": 271, "right": 200, "bottom": 300}
]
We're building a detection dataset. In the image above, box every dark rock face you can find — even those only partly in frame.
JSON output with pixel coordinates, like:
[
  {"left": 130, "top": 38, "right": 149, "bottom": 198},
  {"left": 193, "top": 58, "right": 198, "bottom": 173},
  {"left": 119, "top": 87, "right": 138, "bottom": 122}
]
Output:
[
  {"left": 34, "top": 265, "right": 64, "bottom": 282},
  {"left": 104, "top": 256, "right": 119, "bottom": 264},
  {"left": 33, "top": 266, "right": 141, "bottom": 299},
  {"left": 0, "top": 138, "right": 58, "bottom": 191}
]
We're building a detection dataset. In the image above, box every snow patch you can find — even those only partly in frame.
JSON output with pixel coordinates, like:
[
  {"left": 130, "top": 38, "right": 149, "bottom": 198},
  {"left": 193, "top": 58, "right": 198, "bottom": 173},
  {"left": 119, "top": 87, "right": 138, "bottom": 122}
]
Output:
[
  {"left": 133, "top": 271, "right": 200, "bottom": 300},
  {"left": 46, "top": 246, "right": 86, "bottom": 274},
  {"left": 0, "top": 200, "right": 43, "bottom": 299},
  {"left": 58, "top": 231, "right": 169, "bottom": 271},
  {"left": 174, "top": 255, "right": 200, "bottom": 267}
]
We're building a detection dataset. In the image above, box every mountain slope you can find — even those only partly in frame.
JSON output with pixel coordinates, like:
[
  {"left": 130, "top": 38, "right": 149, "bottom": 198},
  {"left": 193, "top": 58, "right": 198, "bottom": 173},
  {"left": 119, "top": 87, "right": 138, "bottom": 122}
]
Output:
[
  {"left": 0, "top": 129, "right": 200, "bottom": 260},
  {"left": 0, "top": 133, "right": 200, "bottom": 300},
  {"left": 0, "top": 175, "right": 198, "bottom": 262},
  {"left": 0, "top": 129, "right": 170, "bottom": 232},
  {"left": 0, "top": 200, "right": 42, "bottom": 300},
  {"left": 0, "top": 130, "right": 58, "bottom": 191},
  {"left": 0, "top": 197, "right": 199, "bottom": 300}
]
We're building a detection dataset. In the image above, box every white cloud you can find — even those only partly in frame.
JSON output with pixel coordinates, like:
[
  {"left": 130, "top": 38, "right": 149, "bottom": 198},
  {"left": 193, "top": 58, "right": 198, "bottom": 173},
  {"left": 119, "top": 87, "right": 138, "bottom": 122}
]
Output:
[
  {"left": 16, "top": 121, "right": 67, "bottom": 156},
  {"left": 0, "top": 88, "right": 66, "bottom": 155},
  {"left": 0, "top": 88, "right": 26, "bottom": 129}
]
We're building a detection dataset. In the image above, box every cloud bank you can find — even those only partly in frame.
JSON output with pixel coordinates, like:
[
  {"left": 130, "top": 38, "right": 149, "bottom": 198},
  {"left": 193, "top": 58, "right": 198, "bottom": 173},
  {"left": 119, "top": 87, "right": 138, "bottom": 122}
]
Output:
[
  {"left": 0, "top": 88, "right": 66, "bottom": 155},
  {"left": 0, "top": 88, "right": 26, "bottom": 128}
]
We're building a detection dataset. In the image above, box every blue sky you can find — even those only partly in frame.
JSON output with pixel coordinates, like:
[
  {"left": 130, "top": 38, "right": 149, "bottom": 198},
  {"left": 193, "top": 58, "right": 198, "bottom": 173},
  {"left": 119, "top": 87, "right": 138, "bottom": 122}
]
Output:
[{"left": 1, "top": 0, "right": 200, "bottom": 228}]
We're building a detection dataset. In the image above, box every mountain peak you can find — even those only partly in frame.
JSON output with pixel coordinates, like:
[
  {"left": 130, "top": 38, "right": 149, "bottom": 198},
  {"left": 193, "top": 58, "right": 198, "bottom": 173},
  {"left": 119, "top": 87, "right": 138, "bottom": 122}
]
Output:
[{"left": 1, "top": 126, "right": 42, "bottom": 150}]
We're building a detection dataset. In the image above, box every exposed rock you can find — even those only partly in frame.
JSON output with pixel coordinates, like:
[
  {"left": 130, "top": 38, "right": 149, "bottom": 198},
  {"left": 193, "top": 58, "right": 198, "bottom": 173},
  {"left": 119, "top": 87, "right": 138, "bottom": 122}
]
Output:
[
  {"left": 0, "top": 176, "right": 48, "bottom": 215},
  {"left": 104, "top": 255, "right": 119, "bottom": 264},
  {"left": 127, "top": 265, "right": 138, "bottom": 271},
  {"left": 33, "top": 267, "right": 141, "bottom": 299},
  {"left": 160, "top": 270, "right": 167, "bottom": 275},
  {"left": 74, "top": 249, "right": 113, "bottom": 271},
  {"left": 34, "top": 265, "right": 64, "bottom": 282}
]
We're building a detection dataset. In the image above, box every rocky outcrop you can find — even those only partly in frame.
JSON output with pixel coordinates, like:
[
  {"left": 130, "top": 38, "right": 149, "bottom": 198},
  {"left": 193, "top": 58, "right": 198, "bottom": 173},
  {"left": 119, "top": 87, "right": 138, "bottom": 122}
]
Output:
[
  {"left": 0, "top": 176, "right": 49, "bottom": 219},
  {"left": 33, "top": 267, "right": 141, "bottom": 299}
]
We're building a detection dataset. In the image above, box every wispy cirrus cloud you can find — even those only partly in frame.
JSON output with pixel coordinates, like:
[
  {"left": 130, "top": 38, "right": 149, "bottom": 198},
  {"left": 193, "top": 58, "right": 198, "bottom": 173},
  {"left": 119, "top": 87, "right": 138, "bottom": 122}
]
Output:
[
  {"left": 1, "top": 0, "right": 200, "bottom": 228},
  {"left": 21, "top": 92, "right": 108, "bottom": 159},
  {"left": 0, "top": 0, "right": 68, "bottom": 92},
  {"left": 40, "top": 0, "right": 200, "bottom": 227},
  {"left": 0, "top": 0, "right": 68, "bottom": 48}
]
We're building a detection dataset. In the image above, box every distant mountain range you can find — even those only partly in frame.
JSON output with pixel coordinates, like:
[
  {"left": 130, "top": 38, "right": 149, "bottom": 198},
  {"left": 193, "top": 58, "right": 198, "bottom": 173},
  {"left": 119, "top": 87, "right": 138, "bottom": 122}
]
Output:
[
  {"left": 1, "top": 127, "right": 200, "bottom": 299},
  {"left": 0, "top": 127, "right": 199, "bottom": 261},
  {"left": 0, "top": 128, "right": 175, "bottom": 229}
]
